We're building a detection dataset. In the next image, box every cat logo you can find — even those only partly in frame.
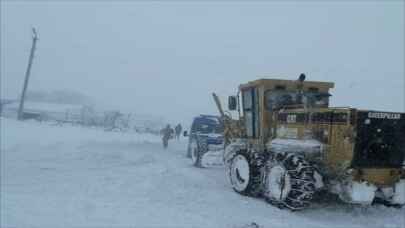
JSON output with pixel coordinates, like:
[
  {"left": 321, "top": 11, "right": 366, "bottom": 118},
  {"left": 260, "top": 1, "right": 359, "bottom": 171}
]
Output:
[{"left": 368, "top": 112, "right": 401, "bottom": 120}]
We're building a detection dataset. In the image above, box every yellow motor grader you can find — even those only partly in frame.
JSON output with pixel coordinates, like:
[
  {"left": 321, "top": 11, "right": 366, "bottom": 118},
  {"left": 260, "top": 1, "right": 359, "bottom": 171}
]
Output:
[{"left": 212, "top": 74, "right": 405, "bottom": 210}]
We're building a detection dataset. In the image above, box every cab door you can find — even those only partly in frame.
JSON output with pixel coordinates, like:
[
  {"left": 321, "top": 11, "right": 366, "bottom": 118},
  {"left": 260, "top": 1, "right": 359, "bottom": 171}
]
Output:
[{"left": 242, "top": 87, "right": 260, "bottom": 138}]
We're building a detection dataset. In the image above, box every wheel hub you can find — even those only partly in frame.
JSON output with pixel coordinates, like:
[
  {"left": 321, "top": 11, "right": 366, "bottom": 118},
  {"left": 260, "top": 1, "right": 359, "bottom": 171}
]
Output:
[{"left": 230, "top": 155, "right": 250, "bottom": 192}]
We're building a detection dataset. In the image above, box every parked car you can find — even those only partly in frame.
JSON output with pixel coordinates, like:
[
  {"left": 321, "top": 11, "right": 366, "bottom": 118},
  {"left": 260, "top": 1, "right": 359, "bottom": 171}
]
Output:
[{"left": 185, "top": 115, "right": 224, "bottom": 167}]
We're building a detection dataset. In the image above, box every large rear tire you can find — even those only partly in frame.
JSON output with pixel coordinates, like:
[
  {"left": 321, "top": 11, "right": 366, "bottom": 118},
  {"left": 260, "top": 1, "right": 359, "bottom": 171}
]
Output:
[
  {"left": 263, "top": 153, "right": 317, "bottom": 211},
  {"left": 228, "top": 150, "right": 266, "bottom": 197}
]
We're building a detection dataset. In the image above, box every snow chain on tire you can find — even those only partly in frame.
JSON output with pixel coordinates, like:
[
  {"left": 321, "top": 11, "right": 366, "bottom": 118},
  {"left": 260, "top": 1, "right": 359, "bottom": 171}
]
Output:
[
  {"left": 264, "top": 153, "right": 317, "bottom": 211},
  {"left": 224, "top": 141, "right": 247, "bottom": 166}
]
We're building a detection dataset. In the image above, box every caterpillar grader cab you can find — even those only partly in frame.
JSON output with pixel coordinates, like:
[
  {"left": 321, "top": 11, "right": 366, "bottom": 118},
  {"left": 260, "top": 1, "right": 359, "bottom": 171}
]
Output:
[{"left": 213, "top": 74, "right": 405, "bottom": 210}]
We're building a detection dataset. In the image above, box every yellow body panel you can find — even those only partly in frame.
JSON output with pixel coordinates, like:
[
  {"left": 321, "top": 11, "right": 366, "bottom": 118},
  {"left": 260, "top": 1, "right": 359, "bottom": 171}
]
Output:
[
  {"left": 277, "top": 109, "right": 402, "bottom": 186},
  {"left": 239, "top": 78, "right": 334, "bottom": 92},
  {"left": 353, "top": 169, "right": 402, "bottom": 186}
]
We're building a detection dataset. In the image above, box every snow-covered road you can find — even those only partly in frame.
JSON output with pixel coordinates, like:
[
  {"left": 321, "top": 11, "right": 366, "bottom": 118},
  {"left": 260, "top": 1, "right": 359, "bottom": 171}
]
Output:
[{"left": 1, "top": 118, "right": 404, "bottom": 228}]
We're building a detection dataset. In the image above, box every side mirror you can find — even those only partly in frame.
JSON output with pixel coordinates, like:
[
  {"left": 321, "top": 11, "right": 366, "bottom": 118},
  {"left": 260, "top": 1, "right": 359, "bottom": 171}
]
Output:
[
  {"left": 183, "top": 131, "right": 188, "bottom": 137},
  {"left": 228, "top": 96, "right": 237, "bottom": 111}
]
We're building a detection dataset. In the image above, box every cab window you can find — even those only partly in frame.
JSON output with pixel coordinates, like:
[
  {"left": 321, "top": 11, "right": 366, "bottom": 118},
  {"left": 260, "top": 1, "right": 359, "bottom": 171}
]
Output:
[{"left": 242, "top": 88, "right": 259, "bottom": 138}]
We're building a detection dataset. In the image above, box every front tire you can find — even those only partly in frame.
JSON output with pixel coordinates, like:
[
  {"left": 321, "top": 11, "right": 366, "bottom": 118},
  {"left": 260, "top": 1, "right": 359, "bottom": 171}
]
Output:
[
  {"left": 190, "top": 139, "right": 206, "bottom": 167},
  {"left": 186, "top": 142, "right": 192, "bottom": 158},
  {"left": 228, "top": 150, "right": 266, "bottom": 197}
]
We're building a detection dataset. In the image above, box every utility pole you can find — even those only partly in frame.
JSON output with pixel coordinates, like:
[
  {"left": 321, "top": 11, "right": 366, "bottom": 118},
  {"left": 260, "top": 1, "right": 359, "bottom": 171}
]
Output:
[{"left": 18, "top": 28, "right": 38, "bottom": 120}]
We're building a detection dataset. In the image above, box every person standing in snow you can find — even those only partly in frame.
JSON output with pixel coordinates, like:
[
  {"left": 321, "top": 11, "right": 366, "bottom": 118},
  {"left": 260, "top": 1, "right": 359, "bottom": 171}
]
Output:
[
  {"left": 161, "top": 124, "right": 174, "bottom": 149},
  {"left": 175, "top": 123, "right": 182, "bottom": 140}
]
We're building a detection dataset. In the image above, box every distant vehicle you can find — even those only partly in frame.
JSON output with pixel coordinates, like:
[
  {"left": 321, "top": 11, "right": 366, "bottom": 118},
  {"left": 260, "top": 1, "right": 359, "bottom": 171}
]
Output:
[{"left": 185, "top": 115, "right": 224, "bottom": 167}]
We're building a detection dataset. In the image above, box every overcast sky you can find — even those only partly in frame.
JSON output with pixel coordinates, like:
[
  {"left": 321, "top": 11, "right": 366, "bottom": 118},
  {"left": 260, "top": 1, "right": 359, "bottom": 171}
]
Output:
[{"left": 1, "top": 1, "right": 404, "bottom": 123}]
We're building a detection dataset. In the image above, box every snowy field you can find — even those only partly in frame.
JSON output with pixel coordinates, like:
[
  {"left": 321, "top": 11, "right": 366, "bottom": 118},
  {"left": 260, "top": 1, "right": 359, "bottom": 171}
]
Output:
[{"left": 1, "top": 117, "right": 404, "bottom": 228}]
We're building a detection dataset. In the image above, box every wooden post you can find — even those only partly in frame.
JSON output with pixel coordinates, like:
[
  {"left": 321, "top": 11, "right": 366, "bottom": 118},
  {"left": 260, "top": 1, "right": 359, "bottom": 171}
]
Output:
[{"left": 18, "top": 28, "right": 38, "bottom": 120}]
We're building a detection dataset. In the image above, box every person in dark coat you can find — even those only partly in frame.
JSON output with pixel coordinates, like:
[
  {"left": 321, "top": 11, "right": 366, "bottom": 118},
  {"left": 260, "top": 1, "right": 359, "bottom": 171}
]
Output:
[
  {"left": 175, "top": 123, "right": 182, "bottom": 140},
  {"left": 161, "top": 124, "right": 174, "bottom": 149}
]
